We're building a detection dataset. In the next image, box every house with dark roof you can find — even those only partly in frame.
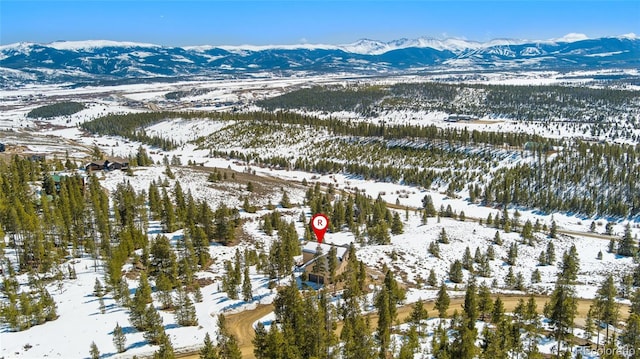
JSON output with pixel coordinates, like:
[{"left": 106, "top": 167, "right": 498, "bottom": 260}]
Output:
[
  {"left": 85, "top": 162, "right": 103, "bottom": 172},
  {"left": 106, "top": 161, "right": 129, "bottom": 171},
  {"left": 301, "top": 242, "right": 349, "bottom": 284}
]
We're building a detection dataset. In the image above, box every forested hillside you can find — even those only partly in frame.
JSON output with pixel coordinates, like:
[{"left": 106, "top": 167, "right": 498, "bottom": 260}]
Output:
[
  {"left": 258, "top": 83, "right": 640, "bottom": 141},
  {"left": 27, "top": 101, "right": 85, "bottom": 118},
  {"left": 81, "top": 105, "right": 640, "bottom": 218},
  {"left": 1, "top": 152, "right": 640, "bottom": 358}
]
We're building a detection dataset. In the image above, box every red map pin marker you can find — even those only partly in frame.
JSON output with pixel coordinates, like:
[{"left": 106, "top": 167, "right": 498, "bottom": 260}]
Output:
[{"left": 311, "top": 214, "right": 329, "bottom": 243}]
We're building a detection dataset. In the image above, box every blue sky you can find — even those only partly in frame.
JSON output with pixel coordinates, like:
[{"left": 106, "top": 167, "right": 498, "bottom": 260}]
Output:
[{"left": 1, "top": 1, "right": 638, "bottom": 46}]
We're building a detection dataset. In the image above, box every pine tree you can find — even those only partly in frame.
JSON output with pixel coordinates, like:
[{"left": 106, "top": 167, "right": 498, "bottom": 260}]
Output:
[
  {"left": 327, "top": 245, "right": 338, "bottom": 288},
  {"left": 631, "top": 288, "right": 640, "bottom": 315},
  {"left": 602, "top": 334, "right": 623, "bottom": 359},
  {"left": 463, "top": 279, "right": 478, "bottom": 328},
  {"left": 486, "top": 245, "right": 495, "bottom": 260},
  {"left": 391, "top": 212, "right": 403, "bottom": 234},
  {"left": 151, "top": 234, "right": 179, "bottom": 286},
  {"left": 492, "top": 297, "right": 505, "bottom": 323},
  {"left": 422, "top": 195, "right": 436, "bottom": 216},
  {"left": 538, "top": 250, "right": 548, "bottom": 266},
  {"left": 594, "top": 275, "right": 620, "bottom": 344},
  {"left": 462, "top": 247, "right": 474, "bottom": 271},
  {"left": 481, "top": 324, "right": 506, "bottom": 358},
  {"left": 194, "top": 283, "right": 203, "bottom": 303},
  {"left": 89, "top": 341, "right": 100, "bottom": 359},
  {"left": 493, "top": 231, "right": 502, "bottom": 245},
  {"left": 252, "top": 323, "right": 268, "bottom": 359},
  {"left": 375, "top": 286, "right": 392, "bottom": 357},
  {"left": 153, "top": 331, "right": 175, "bottom": 359},
  {"left": 544, "top": 282, "right": 578, "bottom": 357},
  {"left": 175, "top": 289, "right": 198, "bottom": 326},
  {"left": 94, "top": 278, "right": 104, "bottom": 297},
  {"left": 398, "top": 325, "right": 419, "bottom": 359},
  {"left": 438, "top": 228, "right": 449, "bottom": 244},
  {"left": 375, "top": 269, "right": 404, "bottom": 357},
  {"left": 264, "top": 325, "right": 290, "bottom": 358},
  {"left": 409, "top": 299, "right": 428, "bottom": 328},
  {"left": 113, "top": 322, "right": 126, "bottom": 353},
  {"left": 161, "top": 188, "right": 177, "bottom": 232},
  {"left": 608, "top": 238, "right": 617, "bottom": 253},
  {"left": 559, "top": 245, "right": 580, "bottom": 284},
  {"left": 531, "top": 269, "right": 542, "bottom": 283},
  {"left": 431, "top": 324, "right": 452, "bottom": 358},
  {"left": 428, "top": 268, "right": 438, "bottom": 287},
  {"left": 505, "top": 267, "right": 516, "bottom": 288},
  {"left": 550, "top": 220, "right": 558, "bottom": 238},
  {"left": 521, "top": 219, "right": 534, "bottom": 241},
  {"left": 606, "top": 222, "right": 614, "bottom": 235},
  {"left": 621, "top": 313, "right": 640, "bottom": 356},
  {"left": 547, "top": 241, "right": 556, "bottom": 265},
  {"left": 148, "top": 181, "right": 162, "bottom": 220},
  {"left": 474, "top": 247, "right": 483, "bottom": 263},
  {"left": 200, "top": 332, "right": 218, "bottom": 359},
  {"left": 449, "top": 260, "right": 464, "bottom": 283},
  {"left": 129, "top": 274, "right": 152, "bottom": 330},
  {"left": 242, "top": 266, "right": 252, "bottom": 302},
  {"left": 435, "top": 283, "right": 450, "bottom": 318},
  {"left": 280, "top": 191, "right": 291, "bottom": 208},
  {"left": 156, "top": 273, "right": 174, "bottom": 310},
  {"left": 522, "top": 296, "right": 542, "bottom": 357},
  {"left": 585, "top": 306, "right": 596, "bottom": 340},
  {"left": 117, "top": 279, "right": 130, "bottom": 307},
  {"left": 507, "top": 242, "right": 518, "bottom": 266},
  {"left": 341, "top": 297, "right": 375, "bottom": 359},
  {"left": 143, "top": 305, "right": 165, "bottom": 344},
  {"left": 618, "top": 223, "right": 637, "bottom": 257},
  {"left": 99, "top": 296, "right": 106, "bottom": 314},
  {"left": 452, "top": 324, "right": 478, "bottom": 359},
  {"left": 477, "top": 283, "right": 493, "bottom": 321},
  {"left": 429, "top": 241, "right": 441, "bottom": 258}
]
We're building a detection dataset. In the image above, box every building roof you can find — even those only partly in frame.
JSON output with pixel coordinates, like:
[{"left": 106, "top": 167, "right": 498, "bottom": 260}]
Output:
[{"left": 302, "top": 242, "right": 348, "bottom": 261}]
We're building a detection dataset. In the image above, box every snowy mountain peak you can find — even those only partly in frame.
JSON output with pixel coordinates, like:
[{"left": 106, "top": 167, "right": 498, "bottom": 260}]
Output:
[
  {"left": 618, "top": 32, "right": 639, "bottom": 40},
  {"left": 340, "top": 38, "right": 390, "bottom": 55},
  {"left": 1, "top": 35, "right": 638, "bottom": 86},
  {"left": 47, "top": 40, "right": 160, "bottom": 51},
  {"left": 553, "top": 33, "right": 590, "bottom": 43}
]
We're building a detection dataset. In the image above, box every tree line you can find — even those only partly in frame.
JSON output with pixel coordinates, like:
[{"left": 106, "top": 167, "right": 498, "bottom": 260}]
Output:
[{"left": 27, "top": 101, "right": 85, "bottom": 119}]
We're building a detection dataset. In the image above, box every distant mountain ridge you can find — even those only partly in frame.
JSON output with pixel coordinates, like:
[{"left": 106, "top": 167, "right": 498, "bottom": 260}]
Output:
[{"left": 1, "top": 34, "right": 638, "bottom": 86}]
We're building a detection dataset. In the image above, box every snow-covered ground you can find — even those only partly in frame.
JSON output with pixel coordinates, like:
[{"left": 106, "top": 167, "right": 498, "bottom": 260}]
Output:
[{"left": 1, "top": 74, "right": 639, "bottom": 358}]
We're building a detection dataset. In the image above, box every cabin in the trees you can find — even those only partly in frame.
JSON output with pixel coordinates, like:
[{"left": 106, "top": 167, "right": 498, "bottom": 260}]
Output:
[
  {"left": 445, "top": 114, "right": 477, "bottom": 122},
  {"left": 301, "top": 242, "right": 349, "bottom": 284},
  {"left": 105, "top": 161, "right": 129, "bottom": 171},
  {"left": 29, "top": 154, "right": 46, "bottom": 162},
  {"left": 85, "top": 159, "right": 130, "bottom": 172},
  {"left": 85, "top": 162, "right": 103, "bottom": 172}
]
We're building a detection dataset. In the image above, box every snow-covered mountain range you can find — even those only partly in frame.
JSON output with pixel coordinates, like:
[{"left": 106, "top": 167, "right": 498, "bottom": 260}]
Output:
[{"left": 1, "top": 34, "right": 638, "bottom": 86}]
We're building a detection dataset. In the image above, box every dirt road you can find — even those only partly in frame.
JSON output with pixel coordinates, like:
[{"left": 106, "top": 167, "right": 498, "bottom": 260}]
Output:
[
  {"left": 225, "top": 304, "right": 275, "bottom": 358},
  {"left": 178, "top": 294, "right": 629, "bottom": 359}
]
